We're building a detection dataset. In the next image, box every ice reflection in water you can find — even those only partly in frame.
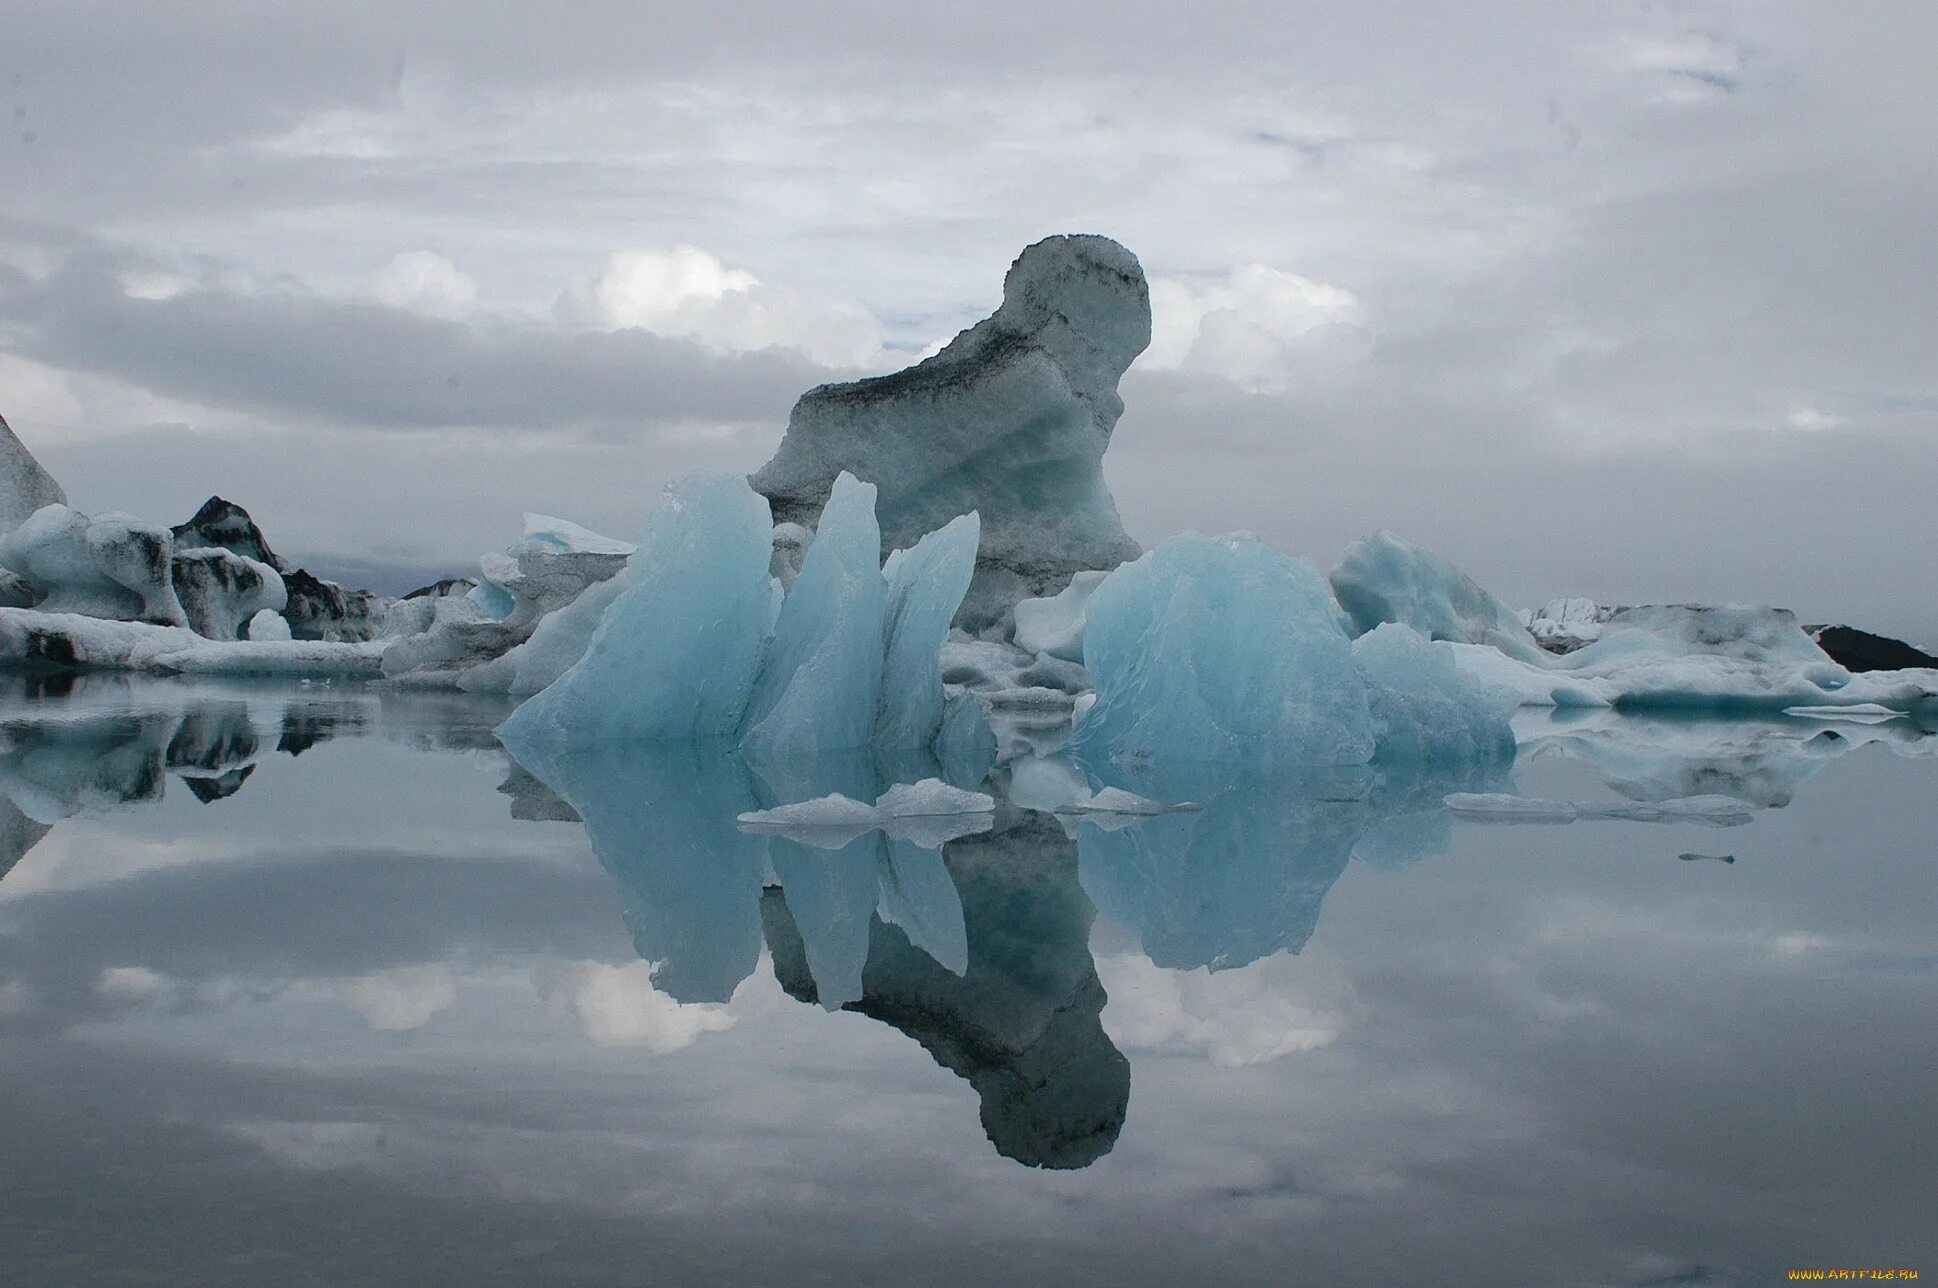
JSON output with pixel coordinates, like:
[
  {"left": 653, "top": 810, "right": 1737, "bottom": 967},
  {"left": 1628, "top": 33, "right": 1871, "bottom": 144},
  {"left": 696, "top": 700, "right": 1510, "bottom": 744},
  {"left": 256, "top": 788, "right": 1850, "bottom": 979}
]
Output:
[{"left": 0, "top": 676, "right": 1932, "bottom": 1180}]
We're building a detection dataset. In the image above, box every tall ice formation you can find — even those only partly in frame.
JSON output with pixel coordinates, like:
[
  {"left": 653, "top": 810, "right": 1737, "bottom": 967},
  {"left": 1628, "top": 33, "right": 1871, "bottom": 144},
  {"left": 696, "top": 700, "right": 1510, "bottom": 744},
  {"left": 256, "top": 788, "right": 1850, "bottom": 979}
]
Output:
[
  {"left": 752, "top": 234, "right": 1149, "bottom": 630},
  {"left": 0, "top": 412, "right": 67, "bottom": 532}
]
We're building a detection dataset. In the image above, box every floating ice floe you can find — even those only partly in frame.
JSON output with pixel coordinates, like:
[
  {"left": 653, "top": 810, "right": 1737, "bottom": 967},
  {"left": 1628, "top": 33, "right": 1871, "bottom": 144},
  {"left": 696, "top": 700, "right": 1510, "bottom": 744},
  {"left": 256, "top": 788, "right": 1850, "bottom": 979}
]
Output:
[
  {"left": 1444, "top": 792, "right": 1756, "bottom": 825},
  {"left": 737, "top": 778, "right": 996, "bottom": 848}
]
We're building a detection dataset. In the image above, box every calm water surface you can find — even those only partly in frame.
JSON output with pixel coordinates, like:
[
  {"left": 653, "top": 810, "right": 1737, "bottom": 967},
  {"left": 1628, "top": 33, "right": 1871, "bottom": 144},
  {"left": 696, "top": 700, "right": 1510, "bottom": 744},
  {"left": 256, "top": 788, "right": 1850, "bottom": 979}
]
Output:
[{"left": 0, "top": 678, "right": 1931, "bottom": 1286}]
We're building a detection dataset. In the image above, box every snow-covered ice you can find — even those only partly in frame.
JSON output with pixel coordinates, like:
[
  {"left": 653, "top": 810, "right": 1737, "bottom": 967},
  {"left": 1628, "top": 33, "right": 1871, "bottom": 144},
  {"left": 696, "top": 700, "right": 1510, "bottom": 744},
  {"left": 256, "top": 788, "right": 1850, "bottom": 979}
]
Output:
[
  {"left": 0, "top": 505, "right": 187, "bottom": 626},
  {"left": 1012, "top": 571, "right": 1107, "bottom": 662}
]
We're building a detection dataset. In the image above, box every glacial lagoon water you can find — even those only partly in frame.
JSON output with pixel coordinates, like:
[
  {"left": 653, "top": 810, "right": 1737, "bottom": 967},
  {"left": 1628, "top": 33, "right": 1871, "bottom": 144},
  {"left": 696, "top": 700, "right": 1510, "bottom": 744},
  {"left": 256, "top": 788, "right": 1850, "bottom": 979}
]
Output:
[{"left": 0, "top": 678, "right": 1932, "bottom": 1286}]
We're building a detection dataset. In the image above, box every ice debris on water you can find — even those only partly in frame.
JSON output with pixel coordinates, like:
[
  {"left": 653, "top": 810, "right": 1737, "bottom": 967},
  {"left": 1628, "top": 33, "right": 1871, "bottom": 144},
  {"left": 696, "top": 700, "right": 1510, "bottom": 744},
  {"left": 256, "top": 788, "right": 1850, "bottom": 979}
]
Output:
[
  {"left": 1444, "top": 792, "right": 1756, "bottom": 826},
  {"left": 738, "top": 778, "right": 996, "bottom": 849}
]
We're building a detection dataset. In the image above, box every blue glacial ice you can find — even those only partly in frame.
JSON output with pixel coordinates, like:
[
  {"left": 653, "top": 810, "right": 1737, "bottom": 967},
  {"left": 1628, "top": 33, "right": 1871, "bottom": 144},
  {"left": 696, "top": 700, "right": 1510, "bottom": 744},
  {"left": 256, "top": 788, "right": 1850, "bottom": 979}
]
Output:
[
  {"left": 878, "top": 512, "right": 981, "bottom": 749},
  {"left": 1352, "top": 622, "right": 1518, "bottom": 765},
  {"left": 1073, "top": 533, "right": 1376, "bottom": 770},
  {"left": 497, "top": 473, "right": 777, "bottom": 746},
  {"left": 741, "top": 473, "right": 888, "bottom": 758},
  {"left": 1330, "top": 531, "right": 1550, "bottom": 664},
  {"left": 500, "top": 469, "right": 985, "bottom": 762}
]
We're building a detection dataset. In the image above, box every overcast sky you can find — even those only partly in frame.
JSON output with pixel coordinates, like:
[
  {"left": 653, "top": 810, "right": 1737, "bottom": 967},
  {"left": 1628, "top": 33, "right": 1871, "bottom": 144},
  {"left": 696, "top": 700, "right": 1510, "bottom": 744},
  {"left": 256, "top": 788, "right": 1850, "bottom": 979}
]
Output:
[{"left": 2, "top": 1, "right": 1933, "bottom": 638}]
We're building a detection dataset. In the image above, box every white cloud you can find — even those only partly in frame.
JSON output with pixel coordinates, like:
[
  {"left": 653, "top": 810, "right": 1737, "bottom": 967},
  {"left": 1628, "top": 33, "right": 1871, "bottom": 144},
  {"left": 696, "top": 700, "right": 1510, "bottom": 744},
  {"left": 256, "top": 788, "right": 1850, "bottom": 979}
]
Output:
[
  {"left": 1098, "top": 951, "right": 1347, "bottom": 1069},
  {"left": 1142, "top": 264, "right": 1369, "bottom": 394},
  {"left": 369, "top": 251, "right": 479, "bottom": 320},
  {"left": 1783, "top": 407, "right": 1846, "bottom": 432},
  {"left": 94, "top": 965, "right": 170, "bottom": 1003},
  {"left": 556, "top": 244, "right": 887, "bottom": 369},
  {"left": 544, "top": 960, "right": 737, "bottom": 1052},
  {"left": 1621, "top": 32, "right": 1745, "bottom": 102},
  {"left": 343, "top": 963, "right": 458, "bottom": 1031}
]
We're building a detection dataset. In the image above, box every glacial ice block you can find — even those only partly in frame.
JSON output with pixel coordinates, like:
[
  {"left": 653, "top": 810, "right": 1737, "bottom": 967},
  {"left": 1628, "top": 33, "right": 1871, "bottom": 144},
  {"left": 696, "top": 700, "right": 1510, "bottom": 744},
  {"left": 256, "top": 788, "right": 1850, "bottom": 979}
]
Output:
[
  {"left": 1073, "top": 533, "right": 1377, "bottom": 770},
  {"left": 170, "top": 548, "right": 287, "bottom": 640},
  {"left": 878, "top": 512, "right": 980, "bottom": 749},
  {"left": 0, "top": 413, "right": 67, "bottom": 533},
  {"left": 1352, "top": 623, "right": 1516, "bottom": 766},
  {"left": 740, "top": 472, "right": 887, "bottom": 758},
  {"left": 1330, "top": 532, "right": 1549, "bottom": 665},
  {"left": 0, "top": 506, "right": 188, "bottom": 626},
  {"left": 752, "top": 234, "right": 1149, "bottom": 630},
  {"left": 497, "top": 474, "right": 776, "bottom": 745}
]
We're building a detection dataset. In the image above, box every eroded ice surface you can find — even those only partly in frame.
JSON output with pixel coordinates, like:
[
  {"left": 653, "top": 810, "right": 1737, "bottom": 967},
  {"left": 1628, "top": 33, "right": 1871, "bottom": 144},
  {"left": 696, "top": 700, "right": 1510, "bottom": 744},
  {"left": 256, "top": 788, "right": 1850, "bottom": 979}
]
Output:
[{"left": 753, "top": 235, "right": 1148, "bottom": 630}]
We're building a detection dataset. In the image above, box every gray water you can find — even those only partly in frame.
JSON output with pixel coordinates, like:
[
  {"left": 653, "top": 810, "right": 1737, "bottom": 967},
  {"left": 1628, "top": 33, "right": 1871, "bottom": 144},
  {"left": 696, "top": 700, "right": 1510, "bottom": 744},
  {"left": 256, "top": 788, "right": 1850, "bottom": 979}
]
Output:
[{"left": 0, "top": 678, "right": 1931, "bottom": 1287}]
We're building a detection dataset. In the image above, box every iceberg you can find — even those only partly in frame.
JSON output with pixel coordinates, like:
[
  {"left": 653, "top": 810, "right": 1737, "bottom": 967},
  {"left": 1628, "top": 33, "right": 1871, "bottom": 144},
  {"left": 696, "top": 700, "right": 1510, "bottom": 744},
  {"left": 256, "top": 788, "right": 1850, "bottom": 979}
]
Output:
[
  {"left": 1523, "top": 596, "right": 1613, "bottom": 654},
  {"left": 0, "top": 505, "right": 187, "bottom": 626},
  {"left": 0, "top": 412, "right": 68, "bottom": 532},
  {"left": 740, "top": 472, "right": 887, "bottom": 758},
  {"left": 877, "top": 512, "right": 980, "bottom": 749},
  {"left": 282, "top": 568, "right": 389, "bottom": 642},
  {"left": 170, "top": 548, "right": 287, "bottom": 640},
  {"left": 1073, "top": 533, "right": 1376, "bottom": 770},
  {"left": 499, "top": 470, "right": 984, "bottom": 760},
  {"left": 753, "top": 234, "right": 1148, "bottom": 630},
  {"left": 170, "top": 495, "right": 287, "bottom": 571},
  {"left": 1331, "top": 532, "right": 1549, "bottom": 664},
  {"left": 1455, "top": 604, "right": 1938, "bottom": 714},
  {"left": 497, "top": 474, "right": 776, "bottom": 746},
  {"left": 1352, "top": 623, "right": 1517, "bottom": 766}
]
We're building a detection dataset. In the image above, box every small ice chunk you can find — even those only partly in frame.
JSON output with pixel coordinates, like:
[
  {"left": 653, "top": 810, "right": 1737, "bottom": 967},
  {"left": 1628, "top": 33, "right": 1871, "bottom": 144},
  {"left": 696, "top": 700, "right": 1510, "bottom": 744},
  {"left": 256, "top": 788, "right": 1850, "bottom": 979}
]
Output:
[
  {"left": 1056, "top": 786, "right": 1197, "bottom": 816},
  {"left": 1783, "top": 703, "right": 1903, "bottom": 723},
  {"left": 246, "top": 608, "right": 292, "bottom": 641},
  {"left": 1012, "top": 570, "right": 1107, "bottom": 662},
  {"left": 874, "top": 779, "right": 996, "bottom": 817},
  {"left": 738, "top": 792, "right": 879, "bottom": 831}
]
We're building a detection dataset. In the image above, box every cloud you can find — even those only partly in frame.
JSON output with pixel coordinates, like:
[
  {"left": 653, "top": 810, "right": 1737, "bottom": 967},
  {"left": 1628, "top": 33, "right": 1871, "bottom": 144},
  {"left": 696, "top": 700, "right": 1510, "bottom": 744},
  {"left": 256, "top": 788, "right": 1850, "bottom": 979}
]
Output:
[
  {"left": 543, "top": 960, "right": 737, "bottom": 1052},
  {"left": 343, "top": 963, "right": 458, "bottom": 1030},
  {"left": 1098, "top": 951, "right": 1347, "bottom": 1068},
  {"left": 0, "top": 255, "right": 836, "bottom": 434},
  {"left": 557, "top": 244, "right": 888, "bottom": 369},
  {"left": 1143, "top": 264, "right": 1370, "bottom": 393},
  {"left": 369, "top": 252, "right": 478, "bottom": 320}
]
